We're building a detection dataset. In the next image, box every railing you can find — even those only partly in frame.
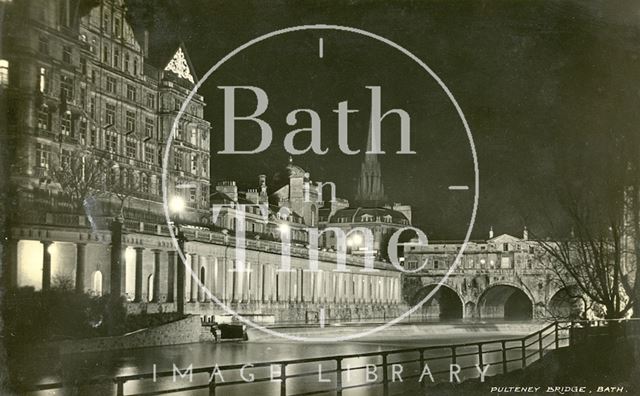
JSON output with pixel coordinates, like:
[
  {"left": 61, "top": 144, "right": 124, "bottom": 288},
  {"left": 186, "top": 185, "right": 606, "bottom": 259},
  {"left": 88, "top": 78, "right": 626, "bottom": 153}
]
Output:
[{"left": 22, "top": 321, "right": 581, "bottom": 396}]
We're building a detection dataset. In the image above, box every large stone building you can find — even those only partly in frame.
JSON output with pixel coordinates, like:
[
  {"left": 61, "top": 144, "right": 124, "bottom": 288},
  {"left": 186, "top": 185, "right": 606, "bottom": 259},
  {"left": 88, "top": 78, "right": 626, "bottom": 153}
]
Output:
[{"left": 1, "top": 0, "right": 404, "bottom": 323}]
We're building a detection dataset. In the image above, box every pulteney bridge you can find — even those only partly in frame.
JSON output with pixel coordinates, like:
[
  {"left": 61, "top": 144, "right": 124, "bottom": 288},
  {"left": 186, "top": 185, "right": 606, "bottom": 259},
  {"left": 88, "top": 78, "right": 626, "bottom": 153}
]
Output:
[{"left": 402, "top": 233, "right": 582, "bottom": 320}]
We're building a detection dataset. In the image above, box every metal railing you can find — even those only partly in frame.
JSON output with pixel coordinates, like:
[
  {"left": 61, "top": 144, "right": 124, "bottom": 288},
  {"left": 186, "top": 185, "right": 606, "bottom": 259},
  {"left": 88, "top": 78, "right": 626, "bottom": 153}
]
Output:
[{"left": 22, "top": 320, "right": 579, "bottom": 396}]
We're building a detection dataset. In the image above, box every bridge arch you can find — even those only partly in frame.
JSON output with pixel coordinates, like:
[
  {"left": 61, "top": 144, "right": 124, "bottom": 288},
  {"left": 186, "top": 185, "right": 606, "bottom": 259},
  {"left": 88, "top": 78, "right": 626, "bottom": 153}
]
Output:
[
  {"left": 477, "top": 283, "right": 533, "bottom": 320},
  {"left": 548, "top": 286, "right": 584, "bottom": 319},
  {"left": 413, "top": 284, "right": 463, "bottom": 319}
]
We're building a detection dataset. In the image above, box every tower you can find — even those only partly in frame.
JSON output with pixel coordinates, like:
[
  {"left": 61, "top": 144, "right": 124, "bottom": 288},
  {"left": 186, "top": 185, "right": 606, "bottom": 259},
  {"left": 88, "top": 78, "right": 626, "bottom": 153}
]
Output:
[{"left": 355, "top": 124, "right": 386, "bottom": 206}]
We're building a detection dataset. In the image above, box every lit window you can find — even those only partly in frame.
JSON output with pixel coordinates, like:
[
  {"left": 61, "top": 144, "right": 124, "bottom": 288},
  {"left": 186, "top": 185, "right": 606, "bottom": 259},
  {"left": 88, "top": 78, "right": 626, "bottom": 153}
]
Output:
[
  {"left": 126, "top": 139, "right": 136, "bottom": 158},
  {"left": 146, "top": 93, "right": 154, "bottom": 109},
  {"left": 62, "top": 46, "right": 72, "bottom": 64},
  {"left": 106, "top": 133, "right": 117, "bottom": 152},
  {"left": 126, "top": 84, "right": 136, "bottom": 101},
  {"left": 61, "top": 111, "right": 72, "bottom": 136},
  {"left": 145, "top": 118, "right": 154, "bottom": 138},
  {"left": 37, "top": 105, "right": 49, "bottom": 130},
  {"left": 105, "top": 103, "right": 115, "bottom": 125},
  {"left": 0, "top": 59, "right": 9, "bottom": 86},
  {"left": 189, "top": 187, "right": 196, "bottom": 202},
  {"left": 141, "top": 173, "right": 149, "bottom": 193},
  {"left": 35, "top": 143, "right": 51, "bottom": 169},
  {"left": 125, "top": 111, "right": 135, "bottom": 133},
  {"left": 60, "top": 75, "right": 73, "bottom": 100},
  {"left": 190, "top": 154, "right": 198, "bottom": 173},
  {"left": 145, "top": 145, "right": 154, "bottom": 164},
  {"left": 106, "top": 76, "right": 116, "bottom": 93},
  {"left": 190, "top": 127, "right": 198, "bottom": 145}
]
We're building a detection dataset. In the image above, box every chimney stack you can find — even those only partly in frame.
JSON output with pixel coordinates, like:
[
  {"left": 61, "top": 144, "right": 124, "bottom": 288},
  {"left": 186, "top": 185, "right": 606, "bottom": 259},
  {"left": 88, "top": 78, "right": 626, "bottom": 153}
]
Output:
[
  {"left": 489, "top": 226, "right": 494, "bottom": 239},
  {"left": 523, "top": 226, "right": 528, "bottom": 240},
  {"left": 216, "top": 181, "right": 238, "bottom": 202}
]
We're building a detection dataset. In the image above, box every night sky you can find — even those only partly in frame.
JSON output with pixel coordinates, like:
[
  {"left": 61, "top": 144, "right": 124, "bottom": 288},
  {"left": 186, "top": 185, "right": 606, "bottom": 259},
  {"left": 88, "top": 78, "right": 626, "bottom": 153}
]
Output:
[{"left": 126, "top": 0, "right": 640, "bottom": 240}]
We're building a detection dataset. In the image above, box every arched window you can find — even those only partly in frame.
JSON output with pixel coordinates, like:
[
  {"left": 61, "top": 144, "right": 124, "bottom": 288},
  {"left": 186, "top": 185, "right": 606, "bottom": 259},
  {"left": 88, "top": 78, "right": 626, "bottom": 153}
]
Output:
[
  {"left": 147, "top": 274, "right": 154, "bottom": 302},
  {"left": 92, "top": 271, "right": 103, "bottom": 296}
]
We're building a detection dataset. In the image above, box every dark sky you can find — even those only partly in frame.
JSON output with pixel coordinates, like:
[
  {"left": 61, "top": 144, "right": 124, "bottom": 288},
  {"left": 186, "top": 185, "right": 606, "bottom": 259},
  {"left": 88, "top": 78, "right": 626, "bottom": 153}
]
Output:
[{"left": 127, "top": 0, "right": 640, "bottom": 240}]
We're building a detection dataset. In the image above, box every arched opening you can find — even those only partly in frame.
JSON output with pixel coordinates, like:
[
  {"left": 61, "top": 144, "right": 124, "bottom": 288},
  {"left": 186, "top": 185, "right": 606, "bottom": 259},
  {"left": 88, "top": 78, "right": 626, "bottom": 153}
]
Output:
[
  {"left": 199, "top": 266, "right": 206, "bottom": 302},
  {"left": 147, "top": 274, "right": 154, "bottom": 302},
  {"left": 478, "top": 285, "right": 532, "bottom": 320},
  {"left": 548, "top": 286, "right": 583, "bottom": 319},
  {"left": 413, "top": 285, "right": 463, "bottom": 320},
  {"left": 92, "top": 271, "right": 103, "bottom": 296}
]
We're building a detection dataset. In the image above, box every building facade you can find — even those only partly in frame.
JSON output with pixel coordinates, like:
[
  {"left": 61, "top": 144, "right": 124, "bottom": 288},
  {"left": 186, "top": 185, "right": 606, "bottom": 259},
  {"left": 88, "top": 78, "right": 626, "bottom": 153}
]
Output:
[{"left": 2, "top": 0, "right": 404, "bottom": 323}]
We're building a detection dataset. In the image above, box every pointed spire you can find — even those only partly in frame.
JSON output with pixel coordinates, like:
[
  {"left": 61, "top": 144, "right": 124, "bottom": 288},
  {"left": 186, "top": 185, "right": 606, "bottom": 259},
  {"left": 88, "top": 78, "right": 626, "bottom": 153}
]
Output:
[
  {"left": 489, "top": 226, "right": 494, "bottom": 239},
  {"left": 355, "top": 122, "right": 386, "bottom": 206}
]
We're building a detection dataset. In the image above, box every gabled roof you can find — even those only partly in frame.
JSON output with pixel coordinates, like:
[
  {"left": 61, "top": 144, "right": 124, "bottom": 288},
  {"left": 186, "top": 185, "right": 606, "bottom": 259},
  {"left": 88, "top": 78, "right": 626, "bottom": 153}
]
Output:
[
  {"left": 488, "top": 233, "right": 523, "bottom": 244},
  {"left": 161, "top": 43, "right": 198, "bottom": 84}
]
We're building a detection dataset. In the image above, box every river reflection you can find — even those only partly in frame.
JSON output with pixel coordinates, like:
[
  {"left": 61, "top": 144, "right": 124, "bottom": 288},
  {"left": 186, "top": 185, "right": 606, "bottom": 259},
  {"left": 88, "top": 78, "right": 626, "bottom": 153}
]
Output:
[{"left": 17, "top": 326, "right": 544, "bottom": 395}]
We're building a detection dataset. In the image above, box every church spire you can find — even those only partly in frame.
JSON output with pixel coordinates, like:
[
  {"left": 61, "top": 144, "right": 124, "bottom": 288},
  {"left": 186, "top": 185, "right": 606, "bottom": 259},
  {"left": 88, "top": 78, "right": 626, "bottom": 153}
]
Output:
[{"left": 355, "top": 123, "right": 386, "bottom": 206}]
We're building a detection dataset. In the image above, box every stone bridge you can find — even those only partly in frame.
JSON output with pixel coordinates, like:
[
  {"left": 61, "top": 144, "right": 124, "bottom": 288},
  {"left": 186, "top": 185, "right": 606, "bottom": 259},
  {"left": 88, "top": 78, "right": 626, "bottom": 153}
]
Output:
[{"left": 404, "top": 269, "right": 582, "bottom": 320}]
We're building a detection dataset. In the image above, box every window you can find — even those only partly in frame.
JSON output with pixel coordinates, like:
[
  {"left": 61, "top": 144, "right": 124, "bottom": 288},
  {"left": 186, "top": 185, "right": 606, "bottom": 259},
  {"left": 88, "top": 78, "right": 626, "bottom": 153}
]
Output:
[
  {"left": 106, "top": 133, "right": 117, "bottom": 152},
  {"left": 105, "top": 103, "right": 115, "bottom": 125},
  {"left": 503, "top": 243, "right": 509, "bottom": 252},
  {"left": 189, "top": 187, "right": 196, "bottom": 202},
  {"left": 90, "top": 38, "right": 97, "bottom": 54},
  {"left": 106, "top": 76, "right": 116, "bottom": 93},
  {"left": 60, "top": 75, "right": 73, "bottom": 100},
  {"left": 80, "top": 57, "right": 87, "bottom": 75},
  {"left": 37, "top": 105, "right": 49, "bottom": 130},
  {"left": 62, "top": 46, "right": 72, "bottom": 63},
  {"left": 124, "top": 53, "right": 130, "bottom": 72},
  {"left": 61, "top": 111, "right": 72, "bottom": 136},
  {"left": 141, "top": 172, "right": 149, "bottom": 193},
  {"left": 126, "top": 84, "right": 136, "bottom": 101},
  {"left": 175, "top": 152, "right": 183, "bottom": 170},
  {"left": 434, "top": 260, "right": 439, "bottom": 269},
  {"left": 126, "top": 139, "right": 136, "bottom": 158},
  {"left": 35, "top": 143, "right": 50, "bottom": 169},
  {"left": 114, "top": 16, "right": 121, "bottom": 37},
  {"left": 102, "top": 45, "right": 109, "bottom": 63},
  {"left": 190, "top": 154, "right": 198, "bottom": 173},
  {"left": 145, "top": 118, "right": 154, "bottom": 137},
  {"left": 38, "top": 67, "right": 48, "bottom": 93},
  {"left": 125, "top": 111, "right": 135, "bottom": 133},
  {"left": 102, "top": 11, "right": 110, "bottom": 31},
  {"left": 146, "top": 93, "right": 154, "bottom": 109},
  {"left": 145, "top": 145, "right": 154, "bottom": 164},
  {"left": 190, "top": 127, "right": 198, "bottom": 145},
  {"left": 90, "top": 127, "right": 97, "bottom": 147},
  {"left": 39, "top": 36, "right": 49, "bottom": 55},
  {"left": 133, "top": 58, "right": 138, "bottom": 75},
  {"left": 89, "top": 97, "right": 96, "bottom": 118},
  {"left": 79, "top": 119, "right": 87, "bottom": 144},
  {"left": 91, "top": 70, "right": 97, "bottom": 84},
  {"left": 529, "top": 246, "right": 535, "bottom": 254},
  {"left": 80, "top": 87, "right": 86, "bottom": 108},
  {"left": 0, "top": 59, "right": 9, "bottom": 86},
  {"left": 60, "top": 149, "right": 71, "bottom": 168},
  {"left": 113, "top": 48, "right": 120, "bottom": 68}
]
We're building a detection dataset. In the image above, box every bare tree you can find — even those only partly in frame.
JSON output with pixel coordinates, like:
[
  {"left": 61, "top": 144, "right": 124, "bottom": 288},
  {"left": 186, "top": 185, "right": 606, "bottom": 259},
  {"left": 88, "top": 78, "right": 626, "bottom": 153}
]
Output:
[
  {"left": 107, "top": 166, "right": 141, "bottom": 220},
  {"left": 51, "top": 150, "right": 110, "bottom": 212}
]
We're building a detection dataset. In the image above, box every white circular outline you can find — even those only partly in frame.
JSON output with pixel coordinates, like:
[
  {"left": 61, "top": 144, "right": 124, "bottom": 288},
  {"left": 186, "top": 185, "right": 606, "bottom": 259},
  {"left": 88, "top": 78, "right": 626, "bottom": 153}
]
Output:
[{"left": 161, "top": 24, "right": 479, "bottom": 342}]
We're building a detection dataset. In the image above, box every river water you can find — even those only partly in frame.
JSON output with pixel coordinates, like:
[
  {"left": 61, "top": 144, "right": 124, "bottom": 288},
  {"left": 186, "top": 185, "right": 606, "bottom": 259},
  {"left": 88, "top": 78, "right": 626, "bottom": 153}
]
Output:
[{"left": 17, "top": 321, "right": 557, "bottom": 395}]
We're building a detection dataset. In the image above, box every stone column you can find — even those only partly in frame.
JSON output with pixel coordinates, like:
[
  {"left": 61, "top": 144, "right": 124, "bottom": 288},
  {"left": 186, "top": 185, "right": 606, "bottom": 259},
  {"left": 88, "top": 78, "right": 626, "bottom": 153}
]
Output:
[
  {"left": 75, "top": 243, "right": 86, "bottom": 293},
  {"left": 190, "top": 253, "right": 198, "bottom": 303},
  {"left": 167, "top": 251, "right": 175, "bottom": 303},
  {"left": 152, "top": 250, "right": 161, "bottom": 302},
  {"left": 42, "top": 241, "right": 52, "bottom": 290},
  {"left": 134, "top": 247, "right": 144, "bottom": 302}
]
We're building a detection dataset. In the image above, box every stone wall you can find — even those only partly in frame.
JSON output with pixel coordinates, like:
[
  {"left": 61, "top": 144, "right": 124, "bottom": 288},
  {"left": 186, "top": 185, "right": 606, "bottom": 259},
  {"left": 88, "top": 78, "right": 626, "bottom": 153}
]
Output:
[{"left": 55, "top": 315, "right": 202, "bottom": 354}]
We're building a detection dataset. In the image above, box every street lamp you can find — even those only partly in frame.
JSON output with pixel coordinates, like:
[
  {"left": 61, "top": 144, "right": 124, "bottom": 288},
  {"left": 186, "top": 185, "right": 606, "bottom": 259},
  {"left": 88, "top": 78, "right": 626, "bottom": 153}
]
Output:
[{"left": 170, "top": 195, "right": 186, "bottom": 315}]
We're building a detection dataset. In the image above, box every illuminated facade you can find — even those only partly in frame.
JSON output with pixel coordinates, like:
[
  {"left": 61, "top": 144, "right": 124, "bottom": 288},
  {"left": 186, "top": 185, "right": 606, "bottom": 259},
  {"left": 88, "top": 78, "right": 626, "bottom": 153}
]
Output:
[{"left": 2, "top": 0, "right": 404, "bottom": 323}]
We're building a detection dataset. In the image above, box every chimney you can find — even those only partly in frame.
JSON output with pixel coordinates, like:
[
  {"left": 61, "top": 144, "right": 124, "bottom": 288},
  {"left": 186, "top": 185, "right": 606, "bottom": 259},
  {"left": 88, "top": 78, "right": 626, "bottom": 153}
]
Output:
[
  {"left": 246, "top": 188, "right": 259, "bottom": 204},
  {"left": 216, "top": 181, "right": 238, "bottom": 202},
  {"left": 523, "top": 226, "right": 528, "bottom": 240},
  {"left": 258, "top": 174, "right": 268, "bottom": 204},
  {"left": 489, "top": 226, "right": 494, "bottom": 239}
]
